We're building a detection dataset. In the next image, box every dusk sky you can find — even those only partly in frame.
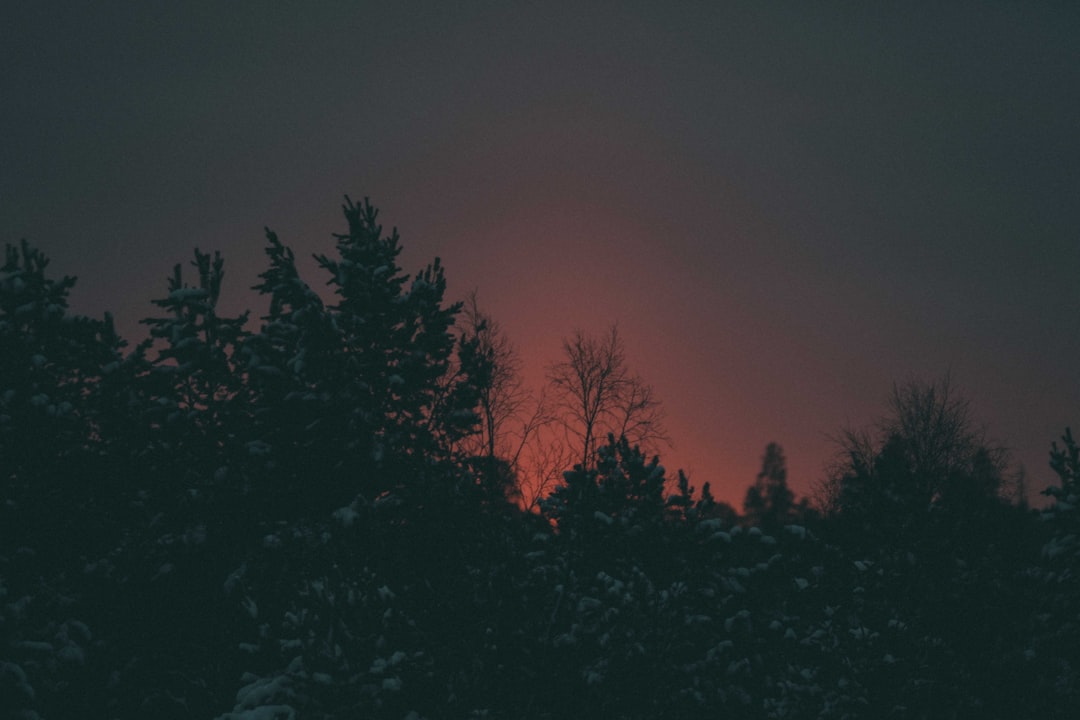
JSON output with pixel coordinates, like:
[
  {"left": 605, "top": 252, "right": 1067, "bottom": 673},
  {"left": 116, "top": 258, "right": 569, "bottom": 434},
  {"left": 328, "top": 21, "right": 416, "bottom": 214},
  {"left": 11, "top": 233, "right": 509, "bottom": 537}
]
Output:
[{"left": 4, "top": 2, "right": 1078, "bottom": 506}]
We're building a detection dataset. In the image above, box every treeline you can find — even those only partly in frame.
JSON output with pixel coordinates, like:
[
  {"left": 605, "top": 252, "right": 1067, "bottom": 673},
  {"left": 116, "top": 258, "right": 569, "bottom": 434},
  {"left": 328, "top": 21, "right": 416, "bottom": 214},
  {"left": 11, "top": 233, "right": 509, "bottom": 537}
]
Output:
[{"left": 1, "top": 198, "right": 1077, "bottom": 718}]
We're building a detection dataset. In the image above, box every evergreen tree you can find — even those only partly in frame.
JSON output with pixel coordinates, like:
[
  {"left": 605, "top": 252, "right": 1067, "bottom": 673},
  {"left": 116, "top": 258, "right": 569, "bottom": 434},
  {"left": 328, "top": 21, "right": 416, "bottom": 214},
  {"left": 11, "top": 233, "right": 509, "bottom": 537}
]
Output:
[
  {"left": 139, "top": 249, "right": 251, "bottom": 481},
  {"left": 0, "top": 241, "right": 143, "bottom": 718},
  {"left": 315, "top": 196, "right": 478, "bottom": 470},
  {"left": 242, "top": 197, "right": 489, "bottom": 515},
  {"left": 242, "top": 228, "right": 344, "bottom": 517},
  {"left": 93, "top": 249, "right": 257, "bottom": 717},
  {"left": 542, "top": 434, "right": 668, "bottom": 551},
  {"left": 743, "top": 442, "right": 795, "bottom": 529},
  {"left": 1029, "top": 427, "right": 1080, "bottom": 711},
  {"left": 0, "top": 240, "right": 126, "bottom": 556},
  {"left": 1047, "top": 426, "right": 1079, "bottom": 501}
]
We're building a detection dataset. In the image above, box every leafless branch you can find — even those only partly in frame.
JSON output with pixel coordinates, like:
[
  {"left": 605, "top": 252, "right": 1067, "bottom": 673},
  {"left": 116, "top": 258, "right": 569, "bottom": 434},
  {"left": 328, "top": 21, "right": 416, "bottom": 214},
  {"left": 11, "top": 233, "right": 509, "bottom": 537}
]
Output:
[{"left": 547, "top": 324, "right": 669, "bottom": 470}]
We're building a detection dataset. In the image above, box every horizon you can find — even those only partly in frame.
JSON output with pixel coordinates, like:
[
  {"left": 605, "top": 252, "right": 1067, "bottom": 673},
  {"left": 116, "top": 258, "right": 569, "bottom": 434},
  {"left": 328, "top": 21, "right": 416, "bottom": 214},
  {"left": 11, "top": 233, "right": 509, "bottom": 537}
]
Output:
[{"left": 5, "top": 2, "right": 1078, "bottom": 507}]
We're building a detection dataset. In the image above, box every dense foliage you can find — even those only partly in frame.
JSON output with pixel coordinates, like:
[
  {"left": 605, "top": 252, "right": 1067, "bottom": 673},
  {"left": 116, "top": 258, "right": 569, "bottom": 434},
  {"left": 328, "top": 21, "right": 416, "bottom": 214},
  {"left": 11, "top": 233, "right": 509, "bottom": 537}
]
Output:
[{"left": 1, "top": 200, "right": 1075, "bottom": 718}]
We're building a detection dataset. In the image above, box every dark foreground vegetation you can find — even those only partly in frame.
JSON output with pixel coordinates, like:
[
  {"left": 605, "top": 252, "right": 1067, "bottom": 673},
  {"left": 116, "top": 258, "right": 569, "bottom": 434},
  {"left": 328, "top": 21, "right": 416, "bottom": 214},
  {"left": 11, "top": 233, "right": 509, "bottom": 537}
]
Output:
[{"left": 2, "top": 199, "right": 1077, "bottom": 718}]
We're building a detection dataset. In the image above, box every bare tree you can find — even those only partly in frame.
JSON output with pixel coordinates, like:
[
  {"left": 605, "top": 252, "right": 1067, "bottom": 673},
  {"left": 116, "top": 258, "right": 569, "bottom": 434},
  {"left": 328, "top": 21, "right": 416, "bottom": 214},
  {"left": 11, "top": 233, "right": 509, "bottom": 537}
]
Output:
[
  {"left": 519, "top": 431, "right": 574, "bottom": 512},
  {"left": 459, "top": 292, "right": 555, "bottom": 501},
  {"left": 884, "top": 375, "right": 979, "bottom": 483},
  {"left": 814, "top": 426, "right": 876, "bottom": 516},
  {"left": 547, "top": 325, "right": 668, "bottom": 470},
  {"left": 815, "top": 374, "right": 1011, "bottom": 516},
  {"left": 461, "top": 292, "right": 527, "bottom": 460}
]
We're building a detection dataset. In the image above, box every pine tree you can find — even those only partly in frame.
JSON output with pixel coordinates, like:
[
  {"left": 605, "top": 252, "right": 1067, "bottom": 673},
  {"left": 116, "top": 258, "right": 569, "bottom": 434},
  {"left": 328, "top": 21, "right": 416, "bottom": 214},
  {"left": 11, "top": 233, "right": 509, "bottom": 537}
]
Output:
[
  {"left": 137, "top": 249, "right": 251, "bottom": 510},
  {"left": 742, "top": 442, "right": 795, "bottom": 529},
  {"left": 0, "top": 240, "right": 126, "bottom": 556},
  {"left": 242, "top": 228, "right": 342, "bottom": 517},
  {"left": 1028, "top": 427, "right": 1080, "bottom": 712},
  {"left": 542, "top": 434, "right": 668, "bottom": 544},
  {"left": 244, "top": 196, "right": 488, "bottom": 515},
  {"left": 0, "top": 241, "right": 136, "bottom": 718}
]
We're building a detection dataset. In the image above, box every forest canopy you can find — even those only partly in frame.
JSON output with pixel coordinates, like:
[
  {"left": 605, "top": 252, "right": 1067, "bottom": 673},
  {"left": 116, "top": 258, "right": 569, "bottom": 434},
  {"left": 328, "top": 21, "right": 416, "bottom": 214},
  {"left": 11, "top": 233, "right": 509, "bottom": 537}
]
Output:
[{"left": 1, "top": 198, "right": 1077, "bottom": 718}]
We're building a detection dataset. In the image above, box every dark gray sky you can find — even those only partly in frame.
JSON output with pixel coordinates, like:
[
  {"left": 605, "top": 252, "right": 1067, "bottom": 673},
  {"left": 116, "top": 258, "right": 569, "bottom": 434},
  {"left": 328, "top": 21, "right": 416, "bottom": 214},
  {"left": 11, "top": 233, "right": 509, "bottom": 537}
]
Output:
[{"left": 4, "top": 2, "right": 1078, "bottom": 504}]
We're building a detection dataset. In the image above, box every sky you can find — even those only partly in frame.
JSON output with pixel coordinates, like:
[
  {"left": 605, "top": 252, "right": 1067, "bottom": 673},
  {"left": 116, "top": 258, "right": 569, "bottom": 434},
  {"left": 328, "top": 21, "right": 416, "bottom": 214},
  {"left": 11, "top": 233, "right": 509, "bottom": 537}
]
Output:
[{"left": 4, "top": 2, "right": 1079, "bottom": 506}]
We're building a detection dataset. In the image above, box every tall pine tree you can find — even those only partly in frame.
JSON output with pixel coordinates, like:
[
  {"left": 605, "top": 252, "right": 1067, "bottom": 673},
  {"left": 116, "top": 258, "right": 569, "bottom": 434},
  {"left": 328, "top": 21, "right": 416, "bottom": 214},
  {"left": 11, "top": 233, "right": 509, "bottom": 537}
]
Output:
[{"left": 243, "top": 196, "right": 488, "bottom": 516}]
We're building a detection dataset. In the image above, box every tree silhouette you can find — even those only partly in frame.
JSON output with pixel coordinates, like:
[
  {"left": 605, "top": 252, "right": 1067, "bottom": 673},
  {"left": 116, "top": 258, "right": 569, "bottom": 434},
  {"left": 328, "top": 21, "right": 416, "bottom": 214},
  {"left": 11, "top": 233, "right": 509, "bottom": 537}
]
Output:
[
  {"left": 819, "top": 375, "right": 1012, "bottom": 524},
  {"left": 458, "top": 291, "right": 554, "bottom": 505},
  {"left": 139, "top": 249, "right": 251, "bottom": 482},
  {"left": 5, "top": 203, "right": 1077, "bottom": 719},
  {"left": 743, "top": 442, "right": 795, "bottom": 529},
  {"left": 1048, "top": 426, "right": 1079, "bottom": 500},
  {"left": 0, "top": 240, "right": 127, "bottom": 558},
  {"left": 547, "top": 325, "right": 667, "bottom": 470},
  {"left": 541, "top": 434, "right": 668, "bottom": 546},
  {"left": 241, "top": 197, "right": 492, "bottom": 514}
]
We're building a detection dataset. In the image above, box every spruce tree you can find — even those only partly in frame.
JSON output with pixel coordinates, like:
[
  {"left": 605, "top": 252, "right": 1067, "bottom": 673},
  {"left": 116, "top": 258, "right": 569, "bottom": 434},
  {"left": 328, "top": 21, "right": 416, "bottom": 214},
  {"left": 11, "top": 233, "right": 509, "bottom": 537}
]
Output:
[
  {"left": 743, "top": 442, "right": 795, "bottom": 529},
  {"left": 0, "top": 240, "right": 126, "bottom": 556},
  {"left": 243, "top": 197, "right": 488, "bottom": 515},
  {"left": 139, "top": 249, "right": 250, "bottom": 444}
]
